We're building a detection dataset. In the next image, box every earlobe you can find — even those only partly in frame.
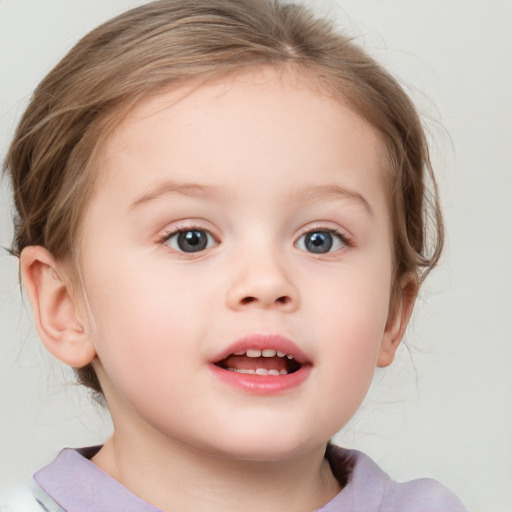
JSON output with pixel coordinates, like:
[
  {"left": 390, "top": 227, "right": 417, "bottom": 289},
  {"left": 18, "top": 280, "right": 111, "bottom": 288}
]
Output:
[
  {"left": 20, "top": 246, "right": 96, "bottom": 368},
  {"left": 377, "top": 276, "right": 417, "bottom": 368}
]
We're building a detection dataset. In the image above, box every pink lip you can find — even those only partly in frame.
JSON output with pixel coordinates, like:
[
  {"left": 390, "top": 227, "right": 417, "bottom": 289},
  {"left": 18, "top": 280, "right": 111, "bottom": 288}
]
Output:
[
  {"left": 209, "top": 333, "right": 311, "bottom": 365},
  {"left": 208, "top": 333, "right": 312, "bottom": 395}
]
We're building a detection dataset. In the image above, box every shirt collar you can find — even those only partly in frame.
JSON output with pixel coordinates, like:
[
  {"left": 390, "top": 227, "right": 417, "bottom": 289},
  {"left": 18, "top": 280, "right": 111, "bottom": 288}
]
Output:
[
  {"left": 33, "top": 445, "right": 382, "bottom": 512},
  {"left": 34, "top": 446, "right": 162, "bottom": 512}
]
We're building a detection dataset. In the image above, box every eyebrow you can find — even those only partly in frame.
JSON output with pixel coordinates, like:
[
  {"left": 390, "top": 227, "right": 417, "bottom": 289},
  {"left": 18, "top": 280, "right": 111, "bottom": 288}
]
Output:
[
  {"left": 129, "top": 179, "right": 374, "bottom": 217},
  {"left": 129, "top": 180, "right": 218, "bottom": 210},
  {"left": 290, "top": 184, "right": 374, "bottom": 217}
]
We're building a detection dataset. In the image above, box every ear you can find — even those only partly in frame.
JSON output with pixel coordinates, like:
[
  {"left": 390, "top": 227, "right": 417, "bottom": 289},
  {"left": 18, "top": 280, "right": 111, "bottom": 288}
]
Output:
[
  {"left": 377, "top": 275, "right": 416, "bottom": 367},
  {"left": 20, "top": 246, "right": 96, "bottom": 368}
]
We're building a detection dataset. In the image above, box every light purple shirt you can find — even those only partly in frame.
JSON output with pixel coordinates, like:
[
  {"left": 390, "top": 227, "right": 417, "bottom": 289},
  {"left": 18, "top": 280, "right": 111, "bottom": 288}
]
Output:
[{"left": 4, "top": 445, "right": 467, "bottom": 511}]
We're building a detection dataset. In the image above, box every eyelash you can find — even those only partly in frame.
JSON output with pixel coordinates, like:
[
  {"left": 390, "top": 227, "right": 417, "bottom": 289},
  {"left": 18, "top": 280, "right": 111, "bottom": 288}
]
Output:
[
  {"left": 324, "top": 228, "right": 351, "bottom": 246},
  {"left": 158, "top": 224, "right": 217, "bottom": 247},
  {"left": 295, "top": 227, "right": 352, "bottom": 253},
  {"left": 158, "top": 224, "right": 352, "bottom": 256}
]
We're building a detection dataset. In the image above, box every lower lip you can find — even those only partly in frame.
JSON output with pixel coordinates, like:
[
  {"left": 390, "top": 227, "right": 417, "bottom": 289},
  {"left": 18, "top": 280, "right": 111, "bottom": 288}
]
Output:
[{"left": 209, "top": 364, "right": 312, "bottom": 395}]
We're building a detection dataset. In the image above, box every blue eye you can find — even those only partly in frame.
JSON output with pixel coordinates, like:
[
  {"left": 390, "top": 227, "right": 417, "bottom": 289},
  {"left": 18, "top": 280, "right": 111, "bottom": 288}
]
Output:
[
  {"left": 295, "top": 230, "right": 347, "bottom": 254},
  {"left": 165, "top": 229, "right": 217, "bottom": 253}
]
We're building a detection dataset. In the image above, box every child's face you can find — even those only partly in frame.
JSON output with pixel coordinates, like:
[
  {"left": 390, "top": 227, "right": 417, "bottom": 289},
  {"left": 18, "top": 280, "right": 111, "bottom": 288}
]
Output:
[{"left": 76, "top": 68, "right": 404, "bottom": 459}]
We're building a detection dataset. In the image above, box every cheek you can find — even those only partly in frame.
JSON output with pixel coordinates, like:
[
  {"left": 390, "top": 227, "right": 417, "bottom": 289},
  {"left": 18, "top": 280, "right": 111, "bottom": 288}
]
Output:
[
  {"left": 81, "top": 256, "right": 205, "bottom": 391},
  {"left": 309, "top": 251, "right": 392, "bottom": 337},
  {"left": 305, "top": 254, "right": 393, "bottom": 402}
]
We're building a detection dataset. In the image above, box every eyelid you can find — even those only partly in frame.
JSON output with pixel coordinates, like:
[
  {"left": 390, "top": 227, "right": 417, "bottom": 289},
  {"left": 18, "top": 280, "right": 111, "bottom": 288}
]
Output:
[
  {"left": 295, "top": 223, "right": 353, "bottom": 245},
  {"left": 157, "top": 222, "right": 220, "bottom": 250},
  {"left": 155, "top": 221, "right": 352, "bottom": 255},
  {"left": 294, "top": 225, "right": 353, "bottom": 255}
]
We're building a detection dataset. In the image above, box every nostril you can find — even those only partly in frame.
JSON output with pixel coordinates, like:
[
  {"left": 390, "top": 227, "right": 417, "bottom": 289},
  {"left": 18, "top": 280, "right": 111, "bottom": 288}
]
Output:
[{"left": 237, "top": 295, "right": 293, "bottom": 307}]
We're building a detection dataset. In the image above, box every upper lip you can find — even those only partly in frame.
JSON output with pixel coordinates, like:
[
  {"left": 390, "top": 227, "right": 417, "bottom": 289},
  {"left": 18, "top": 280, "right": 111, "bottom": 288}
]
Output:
[{"left": 210, "top": 333, "right": 311, "bottom": 366}]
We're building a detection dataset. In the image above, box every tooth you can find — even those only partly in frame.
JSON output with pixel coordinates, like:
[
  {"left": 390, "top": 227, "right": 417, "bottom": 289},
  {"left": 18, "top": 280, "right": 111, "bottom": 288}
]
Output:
[
  {"left": 234, "top": 351, "right": 245, "bottom": 356},
  {"left": 277, "top": 351, "right": 286, "bottom": 357},
  {"left": 280, "top": 369, "right": 288, "bottom": 375},
  {"left": 262, "top": 349, "right": 276, "bottom": 357},
  {"left": 246, "top": 349, "right": 261, "bottom": 357},
  {"left": 268, "top": 369, "right": 280, "bottom": 376},
  {"left": 286, "top": 354, "right": 294, "bottom": 360},
  {"left": 255, "top": 368, "right": 269, "bottom": 376},
  {"left": 236, "top": 368, "right": 255, "bottom": 374}
]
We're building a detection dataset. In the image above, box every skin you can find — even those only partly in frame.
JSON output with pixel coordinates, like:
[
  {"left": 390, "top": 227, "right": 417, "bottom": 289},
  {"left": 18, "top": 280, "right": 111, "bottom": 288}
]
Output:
[{"left": 21, "top": 67, "right": 413, "bottom": 511}]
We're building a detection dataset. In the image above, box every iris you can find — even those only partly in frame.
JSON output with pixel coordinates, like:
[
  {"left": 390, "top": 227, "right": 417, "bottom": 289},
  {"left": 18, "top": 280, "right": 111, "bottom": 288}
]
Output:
[{"left": 304, "top": 231, "right": 333, "bottom": 253}]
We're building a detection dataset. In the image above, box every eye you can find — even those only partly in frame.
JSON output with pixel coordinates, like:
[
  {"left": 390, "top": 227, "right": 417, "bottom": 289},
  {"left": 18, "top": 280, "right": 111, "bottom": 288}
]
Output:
[
  {"left": 295, "top": 229, "right": 348, "bottom": 254},
  {"left": 164, "top": 229, "right": 217, "bottom": 253}
]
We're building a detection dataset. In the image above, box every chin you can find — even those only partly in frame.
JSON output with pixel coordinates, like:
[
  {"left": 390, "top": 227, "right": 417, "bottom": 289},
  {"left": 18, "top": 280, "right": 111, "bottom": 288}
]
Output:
[{"left": 195, "top": 426, "right": 326, "bottom": 462}]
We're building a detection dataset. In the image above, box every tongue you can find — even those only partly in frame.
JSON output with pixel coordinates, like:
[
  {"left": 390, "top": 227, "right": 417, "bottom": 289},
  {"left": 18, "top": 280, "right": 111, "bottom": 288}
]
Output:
[{"left": 221, "top": 355, "right": 288, "bottom": 372}]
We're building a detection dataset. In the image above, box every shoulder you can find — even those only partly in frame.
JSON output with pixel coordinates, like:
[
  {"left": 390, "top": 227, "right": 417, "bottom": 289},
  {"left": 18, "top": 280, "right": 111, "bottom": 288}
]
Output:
[
  {"left": 324, "top": 445, "right": 467, "bottom": 512},
  {"left": 28, "top": 446, "right": 161, "bottom": 511},
  {"left": 382, "top": 474, "right": 468, "bottom": 512},
  {"left": 0, "top": 480, "right": 65, "bottom": 512}
]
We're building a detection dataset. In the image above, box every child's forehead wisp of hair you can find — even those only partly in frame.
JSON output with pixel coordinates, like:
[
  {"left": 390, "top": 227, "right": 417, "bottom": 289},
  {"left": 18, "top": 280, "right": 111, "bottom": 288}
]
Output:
[{"left": 4, "top": 0, "right": 443, "bottom": 395}]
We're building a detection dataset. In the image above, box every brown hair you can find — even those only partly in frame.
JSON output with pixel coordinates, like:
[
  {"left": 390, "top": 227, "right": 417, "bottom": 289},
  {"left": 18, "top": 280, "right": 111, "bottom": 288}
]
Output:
[{"left": 4, "top": 0, "right": 443, "bottom": 393}]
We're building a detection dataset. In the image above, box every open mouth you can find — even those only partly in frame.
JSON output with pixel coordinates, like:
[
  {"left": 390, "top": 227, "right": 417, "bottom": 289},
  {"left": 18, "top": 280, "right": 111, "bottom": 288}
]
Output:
[{"left": 214, "top": 349, "right": 303, "bottom": 376}]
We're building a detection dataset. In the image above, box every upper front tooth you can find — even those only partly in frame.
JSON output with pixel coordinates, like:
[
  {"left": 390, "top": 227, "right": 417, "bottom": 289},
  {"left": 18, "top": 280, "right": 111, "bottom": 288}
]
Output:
[
  {"left": 262, "top": 349, "right": 276, "bottom": 357},
  {"left": 277, "top": 351, "right": 286, "bottom": 357},
  {"left": 286, "top": 354, "right": 294, "bottom": 360},
  {"left": 234, "top": 351, "right": 245, "bottom": 356},
  {"left": 246, "top": 349, "right": 261, "bottom": 358}
]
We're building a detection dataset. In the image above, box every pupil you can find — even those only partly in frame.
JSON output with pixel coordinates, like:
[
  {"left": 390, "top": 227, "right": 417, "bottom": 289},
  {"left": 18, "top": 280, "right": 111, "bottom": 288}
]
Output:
[
  {"left": 306, "top": 231, "right": 332, "bottom": 253},
  {"left": 178, "top": 230, "right": 207, "bottom": 252}
]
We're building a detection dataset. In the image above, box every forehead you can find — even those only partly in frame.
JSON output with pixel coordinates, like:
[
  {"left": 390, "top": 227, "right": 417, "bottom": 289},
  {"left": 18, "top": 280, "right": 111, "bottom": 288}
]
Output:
[{"left": 90, "top": 67, "right": 388, "bottom": 217}]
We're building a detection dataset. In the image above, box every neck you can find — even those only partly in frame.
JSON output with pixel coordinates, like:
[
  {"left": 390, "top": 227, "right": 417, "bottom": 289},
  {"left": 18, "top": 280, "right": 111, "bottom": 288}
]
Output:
[{"left": 92, "top": 425, "right": 341, "bottom": 512}]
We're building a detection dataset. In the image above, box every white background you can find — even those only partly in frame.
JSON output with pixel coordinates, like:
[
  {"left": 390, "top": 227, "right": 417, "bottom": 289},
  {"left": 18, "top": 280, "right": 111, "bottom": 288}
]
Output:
[{"left": 0, "top": 1, "right": 510, "bottom": 510}]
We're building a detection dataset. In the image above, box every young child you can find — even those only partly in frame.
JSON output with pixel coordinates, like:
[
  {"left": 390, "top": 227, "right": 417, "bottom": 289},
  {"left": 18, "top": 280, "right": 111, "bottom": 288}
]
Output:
[{"left": 2, "top": 0, "right": 468, "bottom": 510}]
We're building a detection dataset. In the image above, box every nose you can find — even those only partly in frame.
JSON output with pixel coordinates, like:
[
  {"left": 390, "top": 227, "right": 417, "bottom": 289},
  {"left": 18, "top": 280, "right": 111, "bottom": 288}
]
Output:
[{"left": 225, "top": 251, "right": 299, "bottom": 313}]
